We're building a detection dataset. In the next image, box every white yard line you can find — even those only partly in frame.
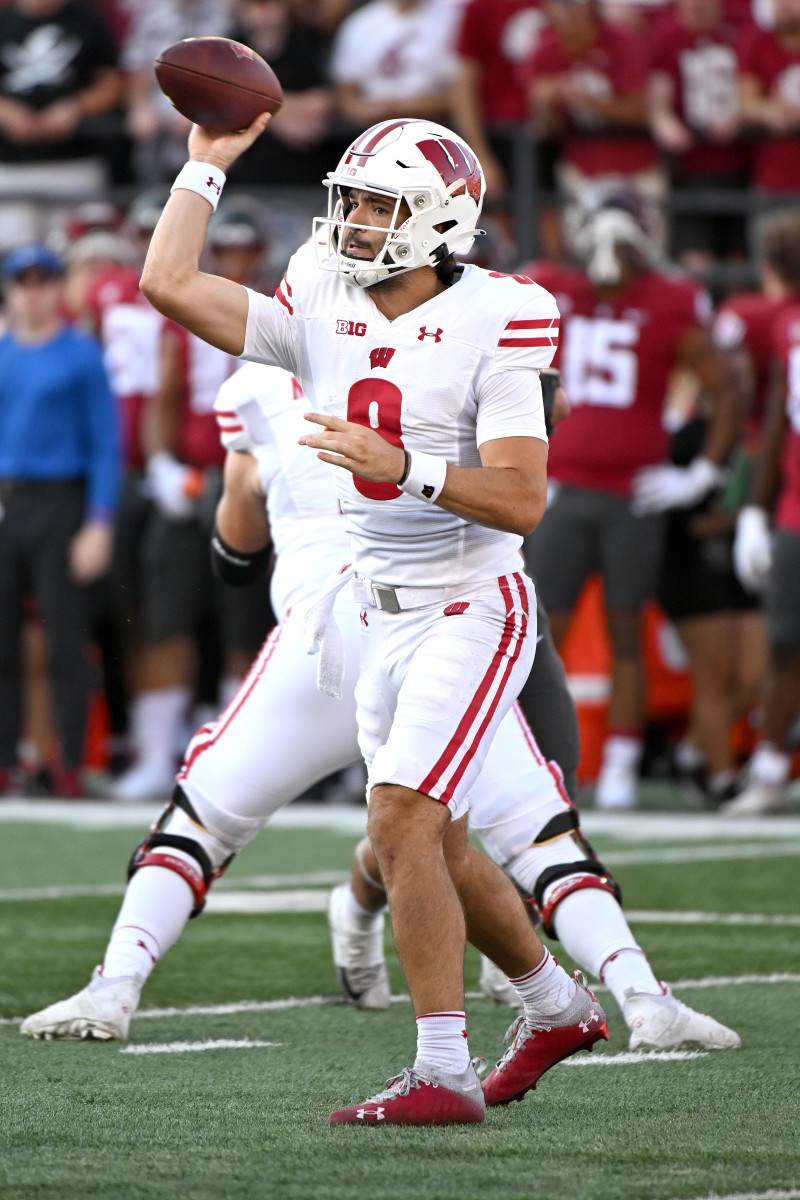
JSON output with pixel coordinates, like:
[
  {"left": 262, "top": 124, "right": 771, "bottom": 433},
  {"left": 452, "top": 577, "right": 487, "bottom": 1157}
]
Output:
[
  {"left": 119, "top": 1038, "right": 282, "bottom": 1055},
  {"left": 2, "top": 800, "right": 800, "bottom": 839},
  {"left": 605, "top": 842, "right": 800, "bottom": 865},
  {"left": 558, "top": 1050, "right": 708, "bottom": 1065},
  {"left": 624, "top": 910, "right": 800, "bottom": 928},
  {"left": 664, "top": 1192, "right": 800, "bottom": 1200},
  {"left": 3, "top": 973, "right": 799, "bottom": 1029},
  {"left": 4, "top": 840, "right": 800, "bottom": 904}
]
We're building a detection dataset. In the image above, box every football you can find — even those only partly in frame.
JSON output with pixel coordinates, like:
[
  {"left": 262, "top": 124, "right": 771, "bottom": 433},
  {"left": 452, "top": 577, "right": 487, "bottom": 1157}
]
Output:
[{"left": 154, "top": 37, "right": 283, "bottom": 134}]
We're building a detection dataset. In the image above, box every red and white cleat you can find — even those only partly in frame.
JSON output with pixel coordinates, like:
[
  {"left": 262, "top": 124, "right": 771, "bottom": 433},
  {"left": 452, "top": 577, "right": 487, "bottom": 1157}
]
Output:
[
  {"left": 482, "top": 974, "right": 608, "bottom": 1106},
  {"left": 329, "top": 1061, "right": 485, "bottom": 1126}
]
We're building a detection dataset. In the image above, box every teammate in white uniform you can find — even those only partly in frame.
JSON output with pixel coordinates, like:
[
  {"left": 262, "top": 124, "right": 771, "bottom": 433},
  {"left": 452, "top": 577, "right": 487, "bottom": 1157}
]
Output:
[
  {"left": 21, "top": 363, "right": 739, "bottom": 1066},
  {"left": 101, "top": 114, "right": 607, "bottom": 1127}
]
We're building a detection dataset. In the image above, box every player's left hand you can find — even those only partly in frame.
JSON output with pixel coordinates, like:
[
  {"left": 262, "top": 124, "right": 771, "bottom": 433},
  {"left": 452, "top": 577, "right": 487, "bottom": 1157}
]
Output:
[
  {"left": 299, "top": 412, "right": 406, "bottom": 484},
  {"left": 631, "top": 456, "right": 724, "bottom": 515}
]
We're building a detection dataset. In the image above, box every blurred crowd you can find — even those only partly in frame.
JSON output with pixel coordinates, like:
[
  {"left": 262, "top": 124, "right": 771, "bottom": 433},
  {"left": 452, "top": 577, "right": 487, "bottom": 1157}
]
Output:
[{"left": 1, "top": 0, "right": 799, "bottom": 811}]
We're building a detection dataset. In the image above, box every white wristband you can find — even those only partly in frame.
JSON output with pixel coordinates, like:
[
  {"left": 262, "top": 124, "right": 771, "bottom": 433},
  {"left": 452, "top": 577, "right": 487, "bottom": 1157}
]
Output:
[
  {"left": 399, "top": 450, "right": 448, "bottom": 504},
  {"left": 171, "top": 161, "right": 226, "bottom": 212}
]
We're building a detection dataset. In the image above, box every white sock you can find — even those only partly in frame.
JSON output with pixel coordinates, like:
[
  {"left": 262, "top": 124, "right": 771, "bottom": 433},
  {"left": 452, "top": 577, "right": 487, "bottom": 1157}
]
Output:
[
  {"left": 345, "top": 883, "right": 385, "bottom": 925},
  {"left": 415, "top": 1011, "right": 470, "bottom": 1074},
  {"left": 130, "top": 687, "right": 190, "bottom": 771},
  {"left": 510, "top": 948, "right": 576, "bottom": 1020},
  {"left": 600, "top": 734, "right": 643, "bottom": 773},
  {"left": 601, "top": 950, "right": 663, "bottom": 1010},
  {"left": 551, "top": 889, "right": 660, "bottom": 1008},
  {"left": 748, "top": 742, "right": 790, "bottom": 785},
  {"left": 103, "top": 865, "right": 195, "bottom": 982}
]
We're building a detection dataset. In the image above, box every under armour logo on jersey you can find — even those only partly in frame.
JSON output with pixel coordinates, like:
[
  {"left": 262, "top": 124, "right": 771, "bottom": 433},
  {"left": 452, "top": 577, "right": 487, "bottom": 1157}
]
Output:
[
  {"left": 360, "top": 609, "right": 369, "bottom": 627},
  {"left": 369, "top": 347, "right": 396, "bottom": 370},
  {"left": 418, "top": 327, "right": 443, "bottom": 342},
  {"left": 444, "top": 602, "right": 470, "bottom": 616},
  {"left": 206, "top": 177, "right": 221, "bottom": 195}
]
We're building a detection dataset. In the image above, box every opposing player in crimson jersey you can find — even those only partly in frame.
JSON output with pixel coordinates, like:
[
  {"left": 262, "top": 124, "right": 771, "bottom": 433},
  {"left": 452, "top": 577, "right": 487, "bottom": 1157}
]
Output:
[
  {"left": 519, "top": 192, "right": 740, "bottom": 811},
  {"left": 729, "top": 305, "right": 800, "bottom": 814},
  {"left": 19, "top": 362, "right": 739, "bottom": 1060},
  {"left": 136, "top": 115, "right": 608, "bottom": 1126}
]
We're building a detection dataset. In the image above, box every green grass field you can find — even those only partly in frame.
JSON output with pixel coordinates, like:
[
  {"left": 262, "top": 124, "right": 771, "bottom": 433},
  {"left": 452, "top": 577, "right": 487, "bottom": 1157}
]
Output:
[{"left": 1, "top": 797, "right": 799, "bottom": 1200}]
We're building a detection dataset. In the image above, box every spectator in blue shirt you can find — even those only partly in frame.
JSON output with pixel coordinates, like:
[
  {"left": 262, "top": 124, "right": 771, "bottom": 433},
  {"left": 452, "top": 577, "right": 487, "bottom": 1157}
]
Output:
[{"left": 0, "top": 243, "right": 121, "bottom": 798}]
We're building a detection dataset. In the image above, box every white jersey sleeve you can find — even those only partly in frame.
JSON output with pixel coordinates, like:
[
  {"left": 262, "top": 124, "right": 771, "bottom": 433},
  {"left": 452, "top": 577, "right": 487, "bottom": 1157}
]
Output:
[
  {"left": 475, "top": 284, "right": 559, "bottom": 446},
  {"left": 215, "top": 364, "right": 279, "bottom": 453},
  {"left": 241, "top": 256, "right": 301, "bottom": 373}
]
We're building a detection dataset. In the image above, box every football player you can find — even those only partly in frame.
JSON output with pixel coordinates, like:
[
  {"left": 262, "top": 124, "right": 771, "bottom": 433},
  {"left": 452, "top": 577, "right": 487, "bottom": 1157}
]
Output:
[
  {"left": 520, "top": 188, "right": 741, "bottom": 810},
  {"left": 22, "top": 364, "right": 739, "bottom": 1075},
  {"left": 729, "top": 301, "right": 800, "bottom": 814},
  {"left": 30, "top": 112, "right": 609, "bottom": 1127}
]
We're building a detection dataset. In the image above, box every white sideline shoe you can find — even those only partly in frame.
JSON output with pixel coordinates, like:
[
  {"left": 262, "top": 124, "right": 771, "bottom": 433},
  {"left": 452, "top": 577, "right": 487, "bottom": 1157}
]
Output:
[
  {"left": 479, "top": 956, "right": 523, "bottom": 1009},
  {"left": 328, "top": 882, "right": 390, "bottom": 1010},
  {"left": 721, "top": 781, "right": 788, "bottom": 816},
  {"left": 623, "top": 986, "right": 741, "bottom": 1051},
  {"left": 594, "top": 765, "right": 638, "bottom": 810},
  {"left": 20, "top": 967, "right": 143, "bottom": 1041},
  {"left": 111, "top": 761, "right": 175, "bottom": 802}
]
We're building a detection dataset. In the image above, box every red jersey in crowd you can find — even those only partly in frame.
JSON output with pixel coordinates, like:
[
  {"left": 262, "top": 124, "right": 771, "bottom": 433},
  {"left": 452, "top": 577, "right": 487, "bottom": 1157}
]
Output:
[
  {"left": 713, "top": 292, "right": 799, "bottom": 441},
  {"left": 525, "top": 259, "right": 708, "bottom": 494},
  {"left": 770, "top": 305, "right": 800, "bottom": 533},
  {"left": 456, "top": 0, "right": 546, "bottom": 122},
  {"left": 738, "top": 25, "right": 800, "bottom": 191},
  {"left": 523, "top": 21, "right": 659, "bottom": 176},
  {"left": 165, "top": 322, "right": 238, "bottom": 470},
  {"left": 648, "top": 11, "right": 751, "bottom": 175},
  {"left": 85, "top": 265, "right": 162, "bottom": 471}
]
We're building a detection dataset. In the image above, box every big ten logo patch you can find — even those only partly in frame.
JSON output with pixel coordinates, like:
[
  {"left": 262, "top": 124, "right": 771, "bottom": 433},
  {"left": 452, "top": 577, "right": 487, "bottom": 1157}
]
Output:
[{"left": 336, "top": 319, "right": 367, "bottom": 337}]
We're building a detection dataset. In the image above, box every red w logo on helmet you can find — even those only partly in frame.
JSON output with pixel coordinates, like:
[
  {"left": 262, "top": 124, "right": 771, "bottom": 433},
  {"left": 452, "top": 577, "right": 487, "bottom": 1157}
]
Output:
[{"left": 417, "top": 138, "right": 482, "bottom": 202}]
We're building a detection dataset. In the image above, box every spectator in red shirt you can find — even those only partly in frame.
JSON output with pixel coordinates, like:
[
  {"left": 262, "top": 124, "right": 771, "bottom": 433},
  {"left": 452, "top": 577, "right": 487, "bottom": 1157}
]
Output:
[
  {"left": 648, "top": 0, "right": 750, "bottom": 271},
  {"left": 450, "top": 0, "right": 547, "bottom": 198},
  {"left": 713, "top": 209, "right": 800, "bottom": 446},
  {"left": 738, "top": 0, "right": 800, "bottom": 196},
  {"left": 520, "top": 190, "right": 740, "bottom": 809},
  {"left": 730, "top": 302, "right": 800, "bottom": 813},
  {"left": 524, "top": 0, "right": 664, "bottom": 253}
]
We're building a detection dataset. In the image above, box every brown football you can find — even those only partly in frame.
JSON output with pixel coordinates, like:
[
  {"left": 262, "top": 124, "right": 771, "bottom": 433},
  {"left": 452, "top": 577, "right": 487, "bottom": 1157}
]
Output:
[{"left": 154, "top": 37, "right": 283, "bottom": 133}]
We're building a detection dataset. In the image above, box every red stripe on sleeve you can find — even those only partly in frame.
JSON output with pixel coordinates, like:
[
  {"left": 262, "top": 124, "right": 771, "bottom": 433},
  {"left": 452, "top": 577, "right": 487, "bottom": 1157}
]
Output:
[
  {"left": 275, "top": 286, "right": 293, "bottom": 314},
  {"left": 504, "top": 318, "right": 560, "bottom": 331},
  {"left": 498, "top": 336, "right": 556, "bottom": 348}
]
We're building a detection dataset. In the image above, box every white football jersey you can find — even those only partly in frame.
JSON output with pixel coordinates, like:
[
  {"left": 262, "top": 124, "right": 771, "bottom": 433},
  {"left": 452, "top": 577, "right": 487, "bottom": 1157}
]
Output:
[
  {"left": 242, "top": 245, "right": 558, "bottom": 587},
  {"left": 215, "top": 362, "right": 348, "bottom": 621}
]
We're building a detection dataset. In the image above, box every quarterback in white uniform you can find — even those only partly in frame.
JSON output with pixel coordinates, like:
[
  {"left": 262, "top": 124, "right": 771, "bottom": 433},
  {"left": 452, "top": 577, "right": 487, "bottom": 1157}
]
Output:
[
  {"left": 21, "top": 363, "right": 740, "bottom": 1073},
  {"left": 116, "top": 114, "right": 607, "bottom": 1126}
]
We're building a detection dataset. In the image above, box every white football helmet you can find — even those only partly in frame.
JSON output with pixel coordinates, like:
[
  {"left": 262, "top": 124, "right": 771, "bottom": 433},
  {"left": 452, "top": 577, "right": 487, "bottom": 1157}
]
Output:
[
  {"left": 313, "top": 118, "right": 485, "bottom": 288},
  {"left": 569, "top": 181, "right": 661, "bottom": 286}
]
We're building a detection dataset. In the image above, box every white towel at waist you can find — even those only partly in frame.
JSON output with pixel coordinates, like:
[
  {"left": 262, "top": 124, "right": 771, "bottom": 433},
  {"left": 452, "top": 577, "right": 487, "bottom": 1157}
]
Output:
[{"left": 303, "top": 563, "right": 356, "bottom": 699}]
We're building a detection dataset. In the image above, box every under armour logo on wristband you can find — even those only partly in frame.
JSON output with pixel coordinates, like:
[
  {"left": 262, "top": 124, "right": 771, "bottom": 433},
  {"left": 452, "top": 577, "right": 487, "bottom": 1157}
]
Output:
[
  {"left": 206, "top": 177, "right": 222, "bottom": 195},
  {"left": 422, "top": 484, "right": 435, "bottom": 498}
]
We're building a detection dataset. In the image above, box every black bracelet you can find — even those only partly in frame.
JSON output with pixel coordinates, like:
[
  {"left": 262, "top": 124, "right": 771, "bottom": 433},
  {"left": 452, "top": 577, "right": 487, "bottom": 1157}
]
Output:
[{"left": 397, "top": 449, "right": 411, "bottom": 486}]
